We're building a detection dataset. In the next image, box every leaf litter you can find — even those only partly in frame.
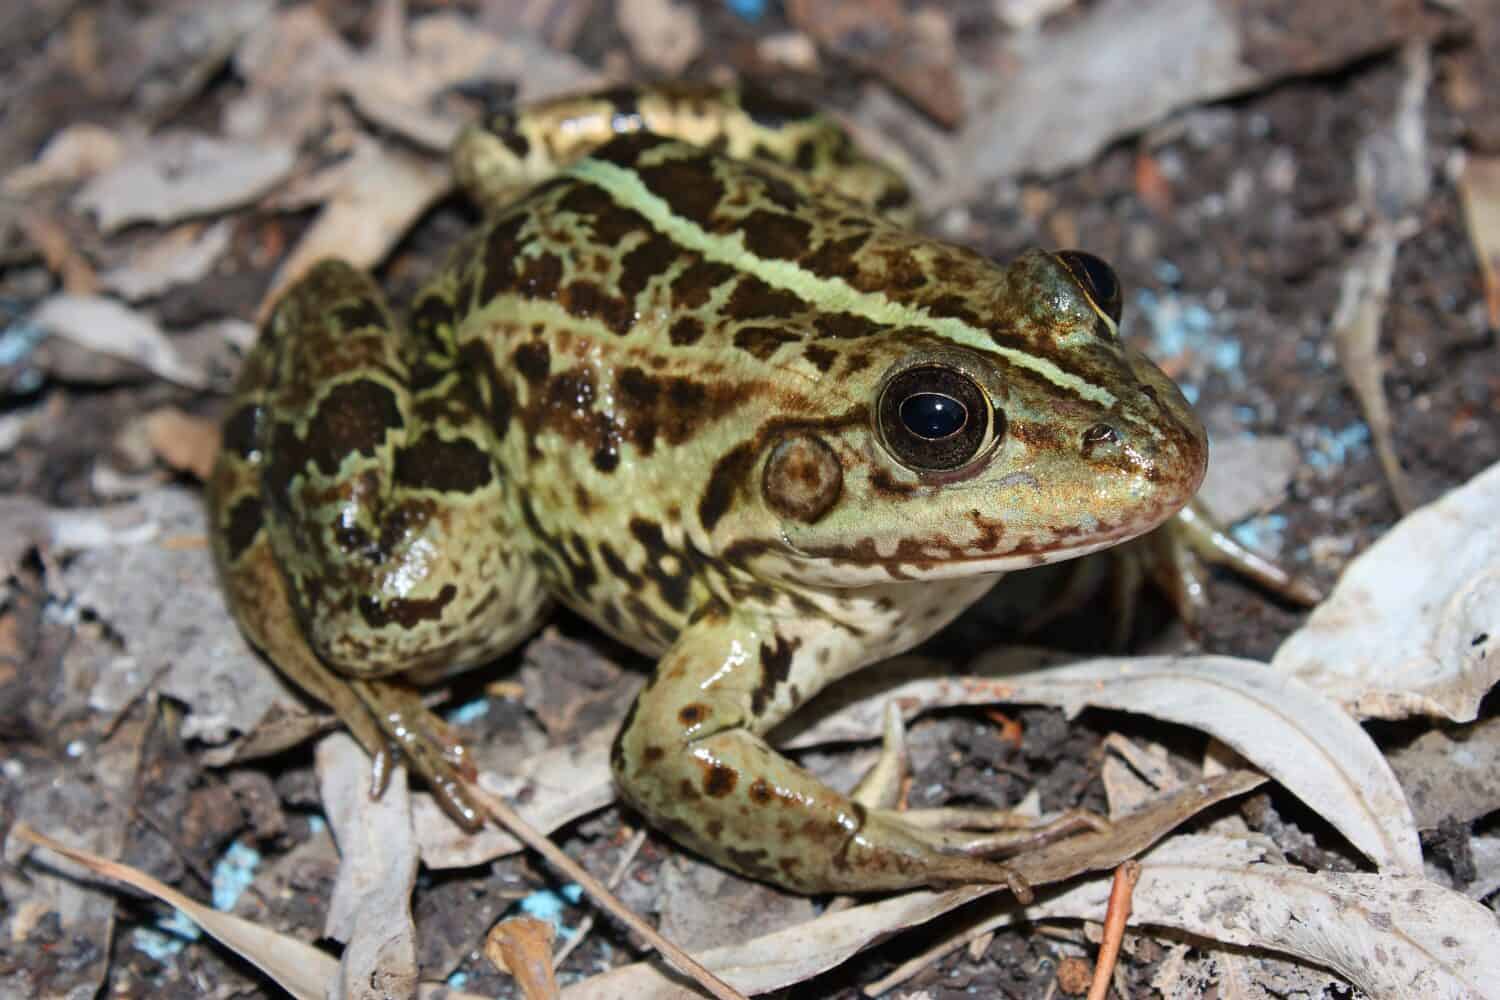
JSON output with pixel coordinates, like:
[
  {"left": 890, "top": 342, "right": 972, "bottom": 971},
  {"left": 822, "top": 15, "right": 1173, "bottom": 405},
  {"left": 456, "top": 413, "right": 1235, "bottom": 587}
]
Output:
[{"left": 3, "top": 1, "right": 1499, "bottom": 998}]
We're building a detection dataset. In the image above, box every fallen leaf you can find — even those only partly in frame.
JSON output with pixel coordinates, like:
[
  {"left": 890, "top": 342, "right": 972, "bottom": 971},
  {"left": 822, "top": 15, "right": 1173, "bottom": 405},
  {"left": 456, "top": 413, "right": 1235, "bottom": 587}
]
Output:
[
  {"left": 318, "top": 734, "right": 420, "bottom": 1000},
  {"left": 143, "top": 407, "right": 221, "bottom": 481},
  {"left": 99, "top": 221, "right": 234, "bottom": 302},
  {"left": 1458, "top": 154, "right": 1500, "bottom": 329},
  {"left": 17, "top": 209, "right": 99, "bottom": 294},
  {"left": 259, "top": 137, "right": 449, "bottom": 320},
  {"left": 73, "top": 133, "right": 295, "bottom": 231},
  {"left": 1272, "top": 458, "right": 1500, "bottom": 723},
  {"left": 31, "top": 295, "right": 214, "bottom": 389},
  {"left": 788, "top": 0, "right": 963, "bottom": 128},
  {"left": 485, "top": 916, "right": 560, "bottom": 999},
  {"left": 784, "top": 651, "right": 1422, "bottom": 873},
  {"left": 3, "top": 122, "right": 126, "bottom": 194},
  {"left": 616, "top": 0, "right": 703, "bottom": 76}
]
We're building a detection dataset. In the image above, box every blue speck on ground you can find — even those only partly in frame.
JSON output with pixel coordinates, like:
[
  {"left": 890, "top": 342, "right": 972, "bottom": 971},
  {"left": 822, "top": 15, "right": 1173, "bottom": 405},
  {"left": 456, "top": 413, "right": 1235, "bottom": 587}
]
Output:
[
  {"left": 447, "top": 698, "right": 490, "bottom": 725},
  {"left": 725, "top": 0, "right": 766, "bottom": 20},
  {"left": 1304, "top": 422, "right": 1371, "bottom": 470},
  {"left": 1232, "top": 513, "right": 1288, "bottom": 553},
  {"left": 1134, "top": 288, "right": 1245, "bottom": 395},
  {"left": 514, "top": 884, "right": 584, "bottom": 939},
  {"left": 447, "top": 971, "right": 469, "bottom": 989},
  {"left": 212, "top": 841, "right": 260, "bottom": 911},
  {"left": 133, "top": 909, "right": 202, "bottom": 959},
  {"left": 1152, "top": 259, "right": 1182, "bottom": 286}
]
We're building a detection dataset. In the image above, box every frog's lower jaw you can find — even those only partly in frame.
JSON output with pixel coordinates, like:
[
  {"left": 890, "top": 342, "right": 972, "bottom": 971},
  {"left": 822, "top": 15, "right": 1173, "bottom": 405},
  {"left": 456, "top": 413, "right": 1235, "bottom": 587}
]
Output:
[{"left": 609, "top": 613, "right": 1030, "bottom": 894}]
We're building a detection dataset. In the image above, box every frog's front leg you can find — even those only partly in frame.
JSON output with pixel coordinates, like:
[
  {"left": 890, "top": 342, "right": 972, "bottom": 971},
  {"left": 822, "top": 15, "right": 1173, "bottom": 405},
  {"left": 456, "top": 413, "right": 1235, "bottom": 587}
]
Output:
[
  {"left": 209, "top": 260, "right": 549, "bottom": 829},
  {"left": 611, "top": 613, "right": 1031, "bottom": 897}
]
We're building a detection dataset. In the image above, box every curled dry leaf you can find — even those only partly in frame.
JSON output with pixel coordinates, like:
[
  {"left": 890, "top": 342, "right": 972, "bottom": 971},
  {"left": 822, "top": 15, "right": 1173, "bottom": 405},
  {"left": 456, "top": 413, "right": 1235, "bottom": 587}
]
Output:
[
  {"left": 259, "top": 138, "right": 449, "bottom": 320},
  {"left": 30, "top": 295, "right": 213, "bottom": 389},
  {"left": 99, "top": 221, "right": 234, "bottom": 302},
  {"left": 8, "top": 825, "right": 493, "bottom": 1000},
  {"left": 3, "top": 122, "right": 126, "bottom": 194},
  {"left": 143, "top": 407, "right": 220, "bottom": 481},
  {"left": 1459, "top": 154, "right": 1500, "bottom": 329},
  {"left": 1273, "top": 459, "right": 1500, "bottom": 723},
  {"left": 559, "top": 771, "right": 1262, "bottom": 999},
  {"left": 485, "top": 916, "right": 560, "bottom": 1000},
  {"left": 786, "top": 651, "right": 1421, "bottom": 874},
  {"left": 73, "top": 133, "right": 295, "bottom": 232}
]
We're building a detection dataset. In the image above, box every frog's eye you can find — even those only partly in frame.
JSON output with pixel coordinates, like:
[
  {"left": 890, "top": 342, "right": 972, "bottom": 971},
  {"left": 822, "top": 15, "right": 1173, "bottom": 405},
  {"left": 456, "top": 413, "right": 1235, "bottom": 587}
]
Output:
[
  {"left": 1055, "top": 250, "right": 1122, "bottom": 326},
  {"left": 877, "top": 365, "right": 997, "bottom": 472}
]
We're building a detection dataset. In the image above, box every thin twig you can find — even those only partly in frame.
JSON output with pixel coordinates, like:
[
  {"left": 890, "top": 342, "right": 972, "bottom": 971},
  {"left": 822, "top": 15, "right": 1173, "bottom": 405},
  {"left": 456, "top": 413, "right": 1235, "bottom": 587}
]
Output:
[
  {"left": 552, "top": 827, "right": 647, "bottom": 969},
  {"left": 1086, "top": 860, "right": 1141, "bottom": 1000},
  {"left": 467, "top": 784, "right": 747, "bottom": 1000}
]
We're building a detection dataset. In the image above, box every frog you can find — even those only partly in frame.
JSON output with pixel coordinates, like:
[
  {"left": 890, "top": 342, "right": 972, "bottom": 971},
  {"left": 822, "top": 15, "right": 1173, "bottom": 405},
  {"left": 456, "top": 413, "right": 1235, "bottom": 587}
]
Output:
[{"left": 207, "top": 83, "right": 1212, "bottom": 894}]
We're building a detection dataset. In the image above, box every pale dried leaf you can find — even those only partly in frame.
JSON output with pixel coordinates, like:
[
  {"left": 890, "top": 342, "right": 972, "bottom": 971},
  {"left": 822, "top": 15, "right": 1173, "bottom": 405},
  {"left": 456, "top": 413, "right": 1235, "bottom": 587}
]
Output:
[
  {"left": 485, "top": 916, "right": 559, "bottom": 999},
  {"left": 617, "top": 0, "right": 702, "bottom": 76},
  {"left": 1198, "top": 435, "right": 1299, "bottom": 522},
  {"left": 1027, "top": 836, "right": 1500, "bottom": 999},
  {"left": 9, "top": 825, "right": 493, "bottom": 1000},
  {"left": 31, "top": 295, "right": 213, "bottom": 388},
  {"left": 414, "top": 740, "right": 615, "bottom": 868},
  {"left": 143, "top": 407, "right": 220, "bottom": 481},
  {"left": 318, "top": 734, "right": 420, "bottom": 1000},
  {"left": 787, "top": 651, "right": 1421, "bottom": 873},
  {"left": 3, "top": 123, "right": 126, "bottom": 194},
  {"left": 260, "top": 139, "right": 449, "bottom": 317},
  {"left": 1459, "top": 154, "right": 1500, "bottom": 329},
  {"left": 1273, "top": 459, "right": 1500, "bottom": 722},
  {"left": 51, "top": 487, "right": 301, "bottom": 744},
  {"left": 74, "top": 134, "right": 295, "bottom": 231},
  {"left": 99, "top": 221, "right": 234, "bottom": 302},
  {"left": 560, "top": 772, "right": 1262, "bottom": 998}
]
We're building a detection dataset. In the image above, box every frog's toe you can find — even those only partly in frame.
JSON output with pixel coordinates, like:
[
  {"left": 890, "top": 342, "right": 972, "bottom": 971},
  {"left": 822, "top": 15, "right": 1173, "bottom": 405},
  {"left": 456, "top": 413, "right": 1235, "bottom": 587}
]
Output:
[{"left": 349, "top": 678, "right": 485, "bottom": 832}]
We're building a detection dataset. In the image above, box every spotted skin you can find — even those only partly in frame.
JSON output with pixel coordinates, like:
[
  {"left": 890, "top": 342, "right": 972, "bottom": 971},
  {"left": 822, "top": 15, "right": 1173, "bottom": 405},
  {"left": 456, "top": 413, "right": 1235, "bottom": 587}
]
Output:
[{"left": 208, "top": 84, "right": 1207, "bottom": 891}]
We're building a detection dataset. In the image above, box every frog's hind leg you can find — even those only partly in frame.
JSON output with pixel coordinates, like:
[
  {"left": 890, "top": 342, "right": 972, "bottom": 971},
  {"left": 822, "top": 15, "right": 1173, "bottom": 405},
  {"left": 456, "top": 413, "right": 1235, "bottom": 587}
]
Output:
[
  {"left": 209, "top": 260, "right": 548, "bottom": 830},
  {"left": 611, "top": 616, "right": 1034, "bottom": 897}
]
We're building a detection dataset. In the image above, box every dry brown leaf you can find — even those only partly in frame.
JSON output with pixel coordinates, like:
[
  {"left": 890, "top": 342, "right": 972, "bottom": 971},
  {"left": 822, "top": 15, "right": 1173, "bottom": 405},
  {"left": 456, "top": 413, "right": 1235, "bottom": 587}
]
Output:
[
  {"left": 99, "top": 221, "right": 234, "bottom": 302},
  {"left": 31, "top": 295, "right": 213, "bottom": 389},
  {"left": 73, "top": 133, "right": 295, "bottom": 232},
  {"left": 17, "top": 210, "right": 98, "bottom": 295},
  {"left": 259, "top": 138, "right": 449, "bottom": 320},
  {"left": 1459, "top": 154, "right": 1500, "bottom": 329},
  {"left": 3, "top": 122, "right": 125, "bottom": 194},
  {"left": 318, "top": 734, "right": 420, "bottom": 1000},
  {"left": 616, "top": 0, "right": 702, "bottom": 76},
  {"left": 485, "top": 916, "right": 560, "bottom": 999},
  {"left": 143, "top": 407, "right": 220, "bottom": 481},
  {"left": 788, "top": 0, "right": 963, "bottom": 128},
  {"left": 1272, "top": 458, "right": 1500, "bottom": 724}
]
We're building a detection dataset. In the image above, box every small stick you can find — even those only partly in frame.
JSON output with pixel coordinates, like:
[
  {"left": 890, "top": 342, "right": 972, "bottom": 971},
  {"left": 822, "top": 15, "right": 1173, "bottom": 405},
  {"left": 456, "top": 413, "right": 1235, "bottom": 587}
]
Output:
[
  {"left": 466, "top": 784, "right": 747, "bottom": 1000},
  {"left": 1086, "top": 860, "right": 1141, "bottom": 1000}
]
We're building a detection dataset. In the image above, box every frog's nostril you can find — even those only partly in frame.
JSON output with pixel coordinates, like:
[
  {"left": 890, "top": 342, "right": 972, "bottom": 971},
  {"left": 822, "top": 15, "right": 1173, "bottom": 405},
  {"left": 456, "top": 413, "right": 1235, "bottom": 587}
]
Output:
[{"left": 1081, "top": 423, "right": 1119, "bottom": 456}]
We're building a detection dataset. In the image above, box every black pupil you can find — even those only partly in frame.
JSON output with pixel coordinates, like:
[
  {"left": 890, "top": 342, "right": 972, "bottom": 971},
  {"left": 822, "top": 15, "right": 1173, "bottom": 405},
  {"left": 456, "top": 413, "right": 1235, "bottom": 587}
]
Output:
[
  {"left": 900, "top": 392, "right": 966, "bottom": 440},
  {"left": 1063, "top": 251, "right": 1117, "bottom": 304}
]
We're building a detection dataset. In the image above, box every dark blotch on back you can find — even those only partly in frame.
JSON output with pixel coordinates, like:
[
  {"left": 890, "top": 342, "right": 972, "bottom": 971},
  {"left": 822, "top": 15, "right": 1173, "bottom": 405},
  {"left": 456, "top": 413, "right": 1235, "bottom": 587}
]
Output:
[
  {"left": 300, "top": 380, "right": 404, "bottom": 477},
  {"left": 477, "top": 213, "right": 529, "bottom": 304},
  {"left": 330, "top": 298, "right": 385, "bottom": 333},
  {"left": 636, "top": 154, "right": 725, "bottom": 229},
  {"left": 740, "top": 210, "right": 813, "bottom": 261},
  {"left": 358, "top": 584, "right": 457, "bottom": 629},
  {"left": 394, "top": 434, "right": 494, "bottom": 492},
  {"left": 725, "top": 275, "right": 806, "bottom": 320},
  {"left": 669, "top": 316, "right": 705, "bottom": 345},
  {"left": 671, "top": 260, "right": 737, "bottom": 310},
  {"left": 750, "top": 633, "right": 799, "bottom": 716},
  {"left": 618, "top": 235, "right": 679, "bottom": 298},
  {"left": 814, "top": 312, "right": 880, "bottom": 340},
  {"left": 513, "top": 341, "right": 550, "bottom": 382},
  {"left": 561, "top": 280, "right": 634, "bottom": 336},
  {"left": 703, "top": 763, "right": 737, "bottom": 798},
  {"left": 698, "top": 440, "right": 758, "bottom": 533},
  {"left": 734, "top": 325, "right": 800, "bottom": 360}
]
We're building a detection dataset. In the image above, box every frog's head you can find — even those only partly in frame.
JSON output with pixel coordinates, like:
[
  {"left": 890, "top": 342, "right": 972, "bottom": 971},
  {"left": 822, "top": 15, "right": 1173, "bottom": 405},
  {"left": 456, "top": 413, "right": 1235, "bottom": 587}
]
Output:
[{"left": 717, "top": 248, "right": 1207, "bottom": 587}]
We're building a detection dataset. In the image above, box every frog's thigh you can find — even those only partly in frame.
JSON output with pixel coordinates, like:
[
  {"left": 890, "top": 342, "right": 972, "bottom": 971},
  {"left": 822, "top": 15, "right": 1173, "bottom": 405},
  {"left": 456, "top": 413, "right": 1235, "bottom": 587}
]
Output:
[
  {"left": 253, "top": 260, "right": 547, "bottom": 679},
  {"left": 611, "top": 619, "right": 1028, "bottom": 895}
]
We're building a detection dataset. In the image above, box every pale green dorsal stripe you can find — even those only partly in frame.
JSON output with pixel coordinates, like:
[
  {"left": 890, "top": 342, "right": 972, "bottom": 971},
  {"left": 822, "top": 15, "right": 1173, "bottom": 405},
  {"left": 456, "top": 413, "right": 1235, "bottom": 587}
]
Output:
[{"left": 571, "top": 156, "right": 1116, "bottom": 408}]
